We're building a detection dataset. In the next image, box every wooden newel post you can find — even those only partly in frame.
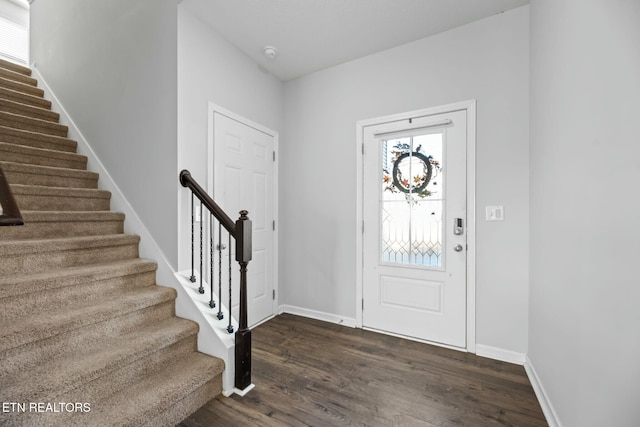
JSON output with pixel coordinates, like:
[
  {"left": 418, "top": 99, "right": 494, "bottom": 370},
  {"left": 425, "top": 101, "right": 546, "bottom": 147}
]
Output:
[{"left": 234, "top": 210, "right": 252, "bottom": 391}]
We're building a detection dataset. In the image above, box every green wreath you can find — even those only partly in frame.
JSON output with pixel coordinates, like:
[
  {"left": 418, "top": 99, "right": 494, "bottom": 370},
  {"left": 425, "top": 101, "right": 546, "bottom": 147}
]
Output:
[
  {"left": 392, "top": 151, "right": 433, "bottom": 196},
  {"left": 383, "top": 147, "right": 440, "bottom": 199}
]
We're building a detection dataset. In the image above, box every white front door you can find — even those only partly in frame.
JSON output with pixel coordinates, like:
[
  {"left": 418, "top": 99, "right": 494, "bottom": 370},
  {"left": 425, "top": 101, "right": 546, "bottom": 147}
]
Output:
[
  {"left": 362, "top": 110, "right": 467, "bottom": 348},
  {"left": 213, "top": 111, "right": 276, "bottom": 327}
]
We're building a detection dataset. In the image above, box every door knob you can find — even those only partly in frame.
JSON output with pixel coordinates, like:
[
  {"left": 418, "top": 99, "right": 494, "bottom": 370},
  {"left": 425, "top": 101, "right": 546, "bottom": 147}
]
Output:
[{"left": 453, "top": 244, "right": 464, "bottom": 252}]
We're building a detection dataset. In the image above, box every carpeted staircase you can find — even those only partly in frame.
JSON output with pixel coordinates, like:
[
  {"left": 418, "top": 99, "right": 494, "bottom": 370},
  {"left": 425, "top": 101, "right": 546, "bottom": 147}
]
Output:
[{"left": 0, "top": 58, "right": 224, "bottom": 427}]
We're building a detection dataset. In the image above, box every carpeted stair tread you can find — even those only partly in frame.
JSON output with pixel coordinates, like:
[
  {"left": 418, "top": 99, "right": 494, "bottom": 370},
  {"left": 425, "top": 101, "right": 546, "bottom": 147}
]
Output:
[
  {"left": 0, "top": 317, "right": 199, "bottom": 403},
  {"left": 0, "top": 141, "right": 87, "bottom": 169},
  {"left": 0, "top": 97, "right": 59, "bottom": 122},
  {"left": 0, "top": 66, "right": 37, "bottom": 87},
  {"left": 1, "top": 160, "right": 98, "bottom": 187},
  {"left": 0, "top": 76, "right": 44, "bottom": 97},
  {"left": 78, "top": 352, "right": 224, "bottom": 427},
  {"left": 10, "top": 183, "right": 111, "bottom": 211},
  {"left": 0, "top": 234, "right": 140, "bottom": 275},
  {"left": 1, "top": 210, "right": 125, "bottom": 240},
  {"left": 0, "top": 110, "right": 68, "bottom": 137},
  {"left": 0, "top": 233, "right": 138, "bottom": 257},
  {"left": 0, "top": 86, "right": 51, "bottom": 109},
  {"left": 0, "top": 285, "right": 177, "bottom": 355},
  {"left": 0, "top": 124, "right": 76, "bottom": 152},
  {"left": 20, "top": 210, "right": 124, "bottom": 222},
  {"left": 0, "top": 301, "right": 178, "bottom": 383},
  {"left": 0, "top": 160, "right": 98, "bottom": 188},
  {"left": 0, "top": 58, "right": 32, "bottom": 76},
  {"left": 9, "top": 183, "right": 108, "bottom": 198},
  {"left": 0, "top": 256, "right": 156, "bottom": 322},
  {"left": 0, "top": 258, "right": 155, "bottom": 300}
]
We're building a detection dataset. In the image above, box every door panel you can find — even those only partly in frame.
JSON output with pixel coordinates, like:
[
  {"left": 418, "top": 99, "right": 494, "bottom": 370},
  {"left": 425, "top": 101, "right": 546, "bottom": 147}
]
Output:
[
  {"left": 214, "top": 112, "right": 275, "bottom": 327},
  {"left": 363, "top": 110, "right": 467, "bottom": 348}
]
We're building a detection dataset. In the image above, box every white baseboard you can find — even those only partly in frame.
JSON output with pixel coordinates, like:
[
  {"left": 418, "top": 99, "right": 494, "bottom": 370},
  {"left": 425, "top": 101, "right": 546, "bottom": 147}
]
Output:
[
  {"left": 475, "top": 344, "right": 526, "bottom": 365},
  {"left": 279, "top": 305, "right": 357, "bottom": 328},
  {"left": 524, "top": 355, "right": 561, "bottom": 427},
  {"left": 233, "top": 383, "right": 255, "bottom": 397}
]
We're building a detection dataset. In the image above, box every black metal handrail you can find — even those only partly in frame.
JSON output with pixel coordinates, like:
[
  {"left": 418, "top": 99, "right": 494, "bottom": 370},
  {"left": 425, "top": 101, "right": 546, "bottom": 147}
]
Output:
[
  {"left": 179, "top": 169, "right": 253, "bottom": 392},
  {"left": 0, "top": 166, "right": 23, "bottom": 226},
  {"left": 180, "top": 170, "right": 236, "bottom": 235}
]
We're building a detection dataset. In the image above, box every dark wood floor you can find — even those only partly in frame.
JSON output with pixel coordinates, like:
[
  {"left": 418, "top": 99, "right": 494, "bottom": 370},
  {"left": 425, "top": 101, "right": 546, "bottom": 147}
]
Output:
[{"left": 179, "top": 314, "right": 547, "bottom": 427}]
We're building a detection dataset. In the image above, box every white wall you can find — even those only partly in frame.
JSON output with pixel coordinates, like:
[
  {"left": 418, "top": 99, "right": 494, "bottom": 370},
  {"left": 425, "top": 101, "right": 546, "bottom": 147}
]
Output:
[
  {"left": 529, "top": 1, "right": 640, "bottom": 426},
  {"left": 282, "top": 6, "right": 530, "bottom": 354},
  {"left": 29, "top": 0, "right": 179, "bottom": 267},
  {"left": 177, "top": 4, "right": 283, "bottom": 271}
]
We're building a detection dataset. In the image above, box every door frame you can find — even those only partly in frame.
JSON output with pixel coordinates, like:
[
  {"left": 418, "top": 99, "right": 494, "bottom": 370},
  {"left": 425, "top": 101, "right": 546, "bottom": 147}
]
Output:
[
  {"left": 207, "top": 102, "right": 280, "bottom": 324},
  {"left": 355, "top": 100, "right": 476, "bottom": 353}
]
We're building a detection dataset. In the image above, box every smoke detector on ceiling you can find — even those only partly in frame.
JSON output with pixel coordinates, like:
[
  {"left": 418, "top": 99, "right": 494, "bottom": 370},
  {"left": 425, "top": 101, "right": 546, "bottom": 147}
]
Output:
[{"left": 263, "top": 46, "right": 278, "bottom": 60}]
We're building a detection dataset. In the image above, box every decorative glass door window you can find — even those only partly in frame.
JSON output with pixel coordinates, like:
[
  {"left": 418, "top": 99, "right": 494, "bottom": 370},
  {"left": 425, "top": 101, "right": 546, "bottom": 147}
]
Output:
[{"left": 381, "top": 132, "right": 444, "bottom": 268}]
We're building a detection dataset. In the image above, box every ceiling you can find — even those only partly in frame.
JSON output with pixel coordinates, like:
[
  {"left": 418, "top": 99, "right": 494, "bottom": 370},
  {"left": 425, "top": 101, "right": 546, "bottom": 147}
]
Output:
[{"left": 181, "top": 0, "right": 529, "bottom": 82}]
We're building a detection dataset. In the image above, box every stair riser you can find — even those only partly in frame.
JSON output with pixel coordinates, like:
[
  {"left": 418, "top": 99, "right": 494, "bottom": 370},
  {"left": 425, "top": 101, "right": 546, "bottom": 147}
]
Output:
[
  {"left": 0, "top": 145, "right": 86, "bottom": 170},
  {"left": 0, "top": 301, "right": 176, "bottom": 379},
  {"left": 0, "top": 68, "right": 37, "bottom": 87},
  {"left": 0, "top": 218, "right": 124, "bottom": 240},
  {"left": 66, "top": 336, "right": 198, "bottom": 404},
  {"left": 0, "top": 87, "right": 51, "bottom": 109},
  {"left": 0, "top": 242, "right": 139, "bottom": 276},
  {"left": 0, "top": 78, "right": 44, "bottom": 97},
  {"left": 0, "top": 127, "right": 76, "bottom": 153},
  {"left": 0, "top": 271, "right": 156, "bottom": 321},
  {"left": 0, "top": 100, "right": 59, "bottom": 122},
  {"left": 1, "top": 115, "right": 68, "bottom": 137},
  {"left": 13, "top": 192, "right": 110, "bottom": 211},
  {"left": 149, "top": 377, "right": 222, "bottom": 427},
  {"left": 0, "top": 260, "right": 157, "bottom": 300},
  {"left": 3, "top": 169, "right": 98, "bottom": 189}
]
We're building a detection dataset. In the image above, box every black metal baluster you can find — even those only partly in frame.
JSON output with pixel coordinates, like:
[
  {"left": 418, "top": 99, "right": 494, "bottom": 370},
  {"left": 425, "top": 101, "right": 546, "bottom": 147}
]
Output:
[
  {"left": 227, "top": 233, "right": 234, "bottom": 333},
  {"left": 217, "top": 222, "right": 224, "bottom": 320},
  {"left": 189, "top": 193, "right": 196, "bottom": 282},
  {"left": 209, "top": 212, "right": 215, "bottom": 308},
  {"left": 198, "top": 201, "right": 204, "bottom": 294}
]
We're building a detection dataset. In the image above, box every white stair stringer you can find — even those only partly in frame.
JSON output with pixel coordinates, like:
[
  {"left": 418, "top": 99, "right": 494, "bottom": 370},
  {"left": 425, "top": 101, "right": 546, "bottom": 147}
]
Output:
[{"left": 175, "top": 271, "right": 239, "bottom": 395}]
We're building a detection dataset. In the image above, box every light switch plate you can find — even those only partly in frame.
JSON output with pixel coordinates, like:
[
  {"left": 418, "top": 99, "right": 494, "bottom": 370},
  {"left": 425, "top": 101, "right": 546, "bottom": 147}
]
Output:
[{"left": 486, "top": 206, "right": 504, "bottom": 221}]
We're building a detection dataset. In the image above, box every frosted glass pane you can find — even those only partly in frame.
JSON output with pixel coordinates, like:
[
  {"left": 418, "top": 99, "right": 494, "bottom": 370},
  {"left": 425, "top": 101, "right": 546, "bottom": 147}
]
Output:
[{"left": 380, "top": 132, "right": 443, "bottom": 268}]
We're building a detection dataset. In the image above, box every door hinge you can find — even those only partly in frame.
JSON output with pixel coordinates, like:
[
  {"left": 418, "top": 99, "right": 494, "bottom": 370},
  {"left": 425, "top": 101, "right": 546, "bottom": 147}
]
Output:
[
  {"left": 362, "top": 299, "right": 364, "bottom": 310},
  {"left": 273, "top": 289, "right": 276, "bottom": 300},
  {"left": 273, "top": 220, "right": 276, "bottom": 231},
  {"left": 361, "top": 143, "right": 365, "bottom": 155},
  {"left": 273, "top": 150, "right": 276, "bottom": 162},
  {"left": 362, "top": 220, "right": 365, "bottom": 234}
]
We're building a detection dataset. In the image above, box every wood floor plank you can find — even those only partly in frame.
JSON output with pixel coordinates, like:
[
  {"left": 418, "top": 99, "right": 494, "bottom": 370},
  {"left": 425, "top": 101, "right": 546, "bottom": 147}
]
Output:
[{"left": 179, "top": 314, "right": 547, "bottom": 427}]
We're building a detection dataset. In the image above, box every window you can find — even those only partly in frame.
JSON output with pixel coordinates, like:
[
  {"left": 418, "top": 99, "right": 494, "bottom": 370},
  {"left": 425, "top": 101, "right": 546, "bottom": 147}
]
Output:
[{"left": 0, "top": 0, "right": 29, "bottom": 65}]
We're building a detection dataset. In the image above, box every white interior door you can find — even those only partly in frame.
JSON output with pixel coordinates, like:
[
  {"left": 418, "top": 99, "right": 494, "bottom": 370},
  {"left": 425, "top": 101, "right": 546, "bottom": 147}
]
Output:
[
  {"left": 213, "top": 112, "right": 275, "bottom": 327},
  {"left": 362, "top": 110, "right": 467, "bottom": 348}
]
